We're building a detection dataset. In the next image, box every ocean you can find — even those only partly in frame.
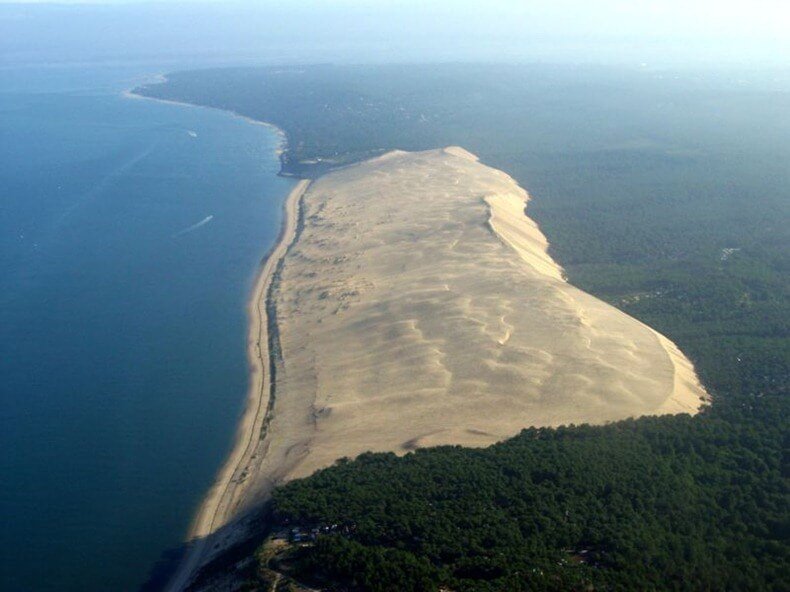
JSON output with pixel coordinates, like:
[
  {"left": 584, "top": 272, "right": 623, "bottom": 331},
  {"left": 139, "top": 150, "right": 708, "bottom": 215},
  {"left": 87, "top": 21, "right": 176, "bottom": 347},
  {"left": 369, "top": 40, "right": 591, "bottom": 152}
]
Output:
[{"left": 0, "top": 64, "right": 295, "bottom": 591}]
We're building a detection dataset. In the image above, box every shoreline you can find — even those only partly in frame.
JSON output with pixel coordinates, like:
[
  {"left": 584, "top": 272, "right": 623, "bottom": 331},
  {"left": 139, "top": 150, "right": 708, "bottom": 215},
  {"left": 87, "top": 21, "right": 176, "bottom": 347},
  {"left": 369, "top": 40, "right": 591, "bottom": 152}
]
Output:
[
  {"left": 166, "top": 179, "right": 309, "bottom": 592},
  {"left": 123, "top": 82, "right": 290, "bottom": 161},
  {"left": 126, "top": 81, "right": 708, "bottom": 586},
  {"left": 125, "top": 83, "right": 308, "bottom": 591},
  {"left": 189, "top": 178, "right": 309, "bottom": 538}
]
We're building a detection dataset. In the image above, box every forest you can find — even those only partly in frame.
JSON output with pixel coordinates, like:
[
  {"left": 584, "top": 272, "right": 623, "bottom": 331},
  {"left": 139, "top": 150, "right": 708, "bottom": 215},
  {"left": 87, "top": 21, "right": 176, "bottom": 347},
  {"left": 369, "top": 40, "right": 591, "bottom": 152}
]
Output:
[
  {"left": 139, "top": 65, "right": 789, "bottom": 591},
  {"left": 272, "top": 415, "right": 786, "bottom": 591}
]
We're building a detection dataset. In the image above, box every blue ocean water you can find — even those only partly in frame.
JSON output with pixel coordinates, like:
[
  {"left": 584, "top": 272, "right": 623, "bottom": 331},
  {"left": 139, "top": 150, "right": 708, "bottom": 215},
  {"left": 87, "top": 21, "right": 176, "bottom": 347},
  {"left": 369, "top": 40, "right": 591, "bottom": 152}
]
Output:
[{"left": 0, "top": 65, "right": 296, "bottom": 591}]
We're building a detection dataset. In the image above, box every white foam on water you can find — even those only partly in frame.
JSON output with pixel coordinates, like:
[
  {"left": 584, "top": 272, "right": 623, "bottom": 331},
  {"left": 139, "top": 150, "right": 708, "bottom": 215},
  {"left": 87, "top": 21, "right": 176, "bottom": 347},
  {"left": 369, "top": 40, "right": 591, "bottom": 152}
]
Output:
[{"left": 173, "top": 215, "right": 213, "bottom": 237}]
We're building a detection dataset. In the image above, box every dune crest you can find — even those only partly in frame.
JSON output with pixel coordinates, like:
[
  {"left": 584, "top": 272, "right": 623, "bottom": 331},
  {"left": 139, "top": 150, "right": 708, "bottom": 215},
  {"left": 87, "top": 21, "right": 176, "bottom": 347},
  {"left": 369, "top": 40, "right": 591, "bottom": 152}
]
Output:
[{"left": 244, "top": 147, "right": 708, "bottom": 500}]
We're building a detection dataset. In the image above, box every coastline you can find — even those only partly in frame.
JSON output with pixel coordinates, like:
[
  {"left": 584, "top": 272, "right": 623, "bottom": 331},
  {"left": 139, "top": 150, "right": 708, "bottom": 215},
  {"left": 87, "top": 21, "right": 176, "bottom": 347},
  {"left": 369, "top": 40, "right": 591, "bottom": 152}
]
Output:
[
  {"left": 163, "top": 179, "right": 309, "bottom": 592},
  {"left": 125, "top": 83, "right": 308, "bottom": 590},
  {"left": 126, "top": 80, "right": 708, "bottom": 586},
  {"left": 200, "top": 177, "right": 309, "bottom": 538},
  {"left": 123, "top": 82, "right": 289, "bottom": 160}
]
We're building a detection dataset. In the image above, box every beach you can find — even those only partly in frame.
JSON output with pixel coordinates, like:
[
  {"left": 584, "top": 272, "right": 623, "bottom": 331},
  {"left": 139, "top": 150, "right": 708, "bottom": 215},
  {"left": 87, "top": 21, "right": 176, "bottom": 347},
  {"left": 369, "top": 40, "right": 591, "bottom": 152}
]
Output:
[
  {"left": 165, "top": 179, "right": 309, "bottom": 592},
  {"left": 1, "top": 67, "right": 298, "bottom": 592},
  {"left": 124, "top": 82, "right": 309, "bottom": 591}
]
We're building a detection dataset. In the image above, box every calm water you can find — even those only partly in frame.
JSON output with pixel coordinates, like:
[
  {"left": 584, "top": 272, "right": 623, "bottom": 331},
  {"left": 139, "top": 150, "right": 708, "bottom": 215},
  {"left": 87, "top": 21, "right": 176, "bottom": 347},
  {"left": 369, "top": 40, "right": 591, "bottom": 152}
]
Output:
[{"left": 0, "top": 65, "right": 295, "bottom": 591}]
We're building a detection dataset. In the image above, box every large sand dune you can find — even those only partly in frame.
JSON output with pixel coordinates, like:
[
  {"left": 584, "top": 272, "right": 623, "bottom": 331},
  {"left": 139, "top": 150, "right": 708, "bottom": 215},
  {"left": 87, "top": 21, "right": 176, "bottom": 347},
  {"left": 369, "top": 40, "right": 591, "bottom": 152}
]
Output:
[
  {"left": 173, "top": 147, "right": 709, "bottom": 589},
  {"left": 241, "top": 147, "right": 708, "bottom": 502}
]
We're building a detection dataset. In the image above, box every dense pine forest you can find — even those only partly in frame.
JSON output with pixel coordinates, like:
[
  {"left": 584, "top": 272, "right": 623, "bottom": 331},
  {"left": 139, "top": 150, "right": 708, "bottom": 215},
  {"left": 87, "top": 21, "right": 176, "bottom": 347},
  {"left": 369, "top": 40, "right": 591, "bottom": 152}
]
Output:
[
  {"left": 139, "top": 65, "right": 789, "bottom": 591},
  {"left": 272, "top": 416, "right": 786, "bottom": 591}
]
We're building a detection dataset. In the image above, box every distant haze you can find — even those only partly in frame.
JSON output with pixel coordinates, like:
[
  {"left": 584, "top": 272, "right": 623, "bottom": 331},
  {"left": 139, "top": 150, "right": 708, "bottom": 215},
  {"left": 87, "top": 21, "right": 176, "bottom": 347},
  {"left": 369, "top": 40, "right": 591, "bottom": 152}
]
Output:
[{"left": 1, "top": 0, "right": 789, "bottom": 68}]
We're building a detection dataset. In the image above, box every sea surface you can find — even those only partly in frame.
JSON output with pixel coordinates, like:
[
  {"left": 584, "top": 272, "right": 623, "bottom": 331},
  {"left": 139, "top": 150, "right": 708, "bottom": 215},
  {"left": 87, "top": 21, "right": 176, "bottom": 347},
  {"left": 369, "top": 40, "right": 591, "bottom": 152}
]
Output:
[{"left": 0, "top": 64, "right": 295, "bottom": 591}]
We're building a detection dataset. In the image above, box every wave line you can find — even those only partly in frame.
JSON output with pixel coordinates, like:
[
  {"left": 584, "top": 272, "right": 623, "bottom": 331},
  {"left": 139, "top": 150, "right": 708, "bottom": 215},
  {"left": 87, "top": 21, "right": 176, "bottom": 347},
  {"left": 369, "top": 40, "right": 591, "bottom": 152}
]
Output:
[{"left": 173, "top": 215, "right": 214, "bottom": 238}]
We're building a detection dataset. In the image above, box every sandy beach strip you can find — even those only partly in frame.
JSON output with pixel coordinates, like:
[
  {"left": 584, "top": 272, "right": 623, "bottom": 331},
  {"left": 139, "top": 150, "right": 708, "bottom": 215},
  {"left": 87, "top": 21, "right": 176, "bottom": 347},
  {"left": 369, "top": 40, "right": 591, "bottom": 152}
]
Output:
[
  {"left": 164, "top": 179, "right": 309, "bottom": 592},
  {"left": 123, "top": 84, "right": 306, "bottom": 590}
]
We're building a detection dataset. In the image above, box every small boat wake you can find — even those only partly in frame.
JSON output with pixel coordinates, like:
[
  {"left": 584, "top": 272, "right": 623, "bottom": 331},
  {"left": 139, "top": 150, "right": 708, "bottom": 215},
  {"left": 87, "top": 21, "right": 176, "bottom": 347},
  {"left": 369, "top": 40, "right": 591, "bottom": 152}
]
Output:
[
  {"left": 187, "top": 130, "right": 198, "bottom": 138},
  {"left": 173, "top": 215, "right": 213, "bottom": 238}
]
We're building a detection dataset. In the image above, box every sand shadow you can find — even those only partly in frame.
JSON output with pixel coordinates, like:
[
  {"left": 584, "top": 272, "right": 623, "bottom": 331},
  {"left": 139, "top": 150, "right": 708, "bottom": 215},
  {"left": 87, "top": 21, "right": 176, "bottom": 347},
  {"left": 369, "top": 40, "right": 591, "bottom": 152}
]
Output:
[{"left": 138, "top": 503, "right": 273, "bottom": 592}]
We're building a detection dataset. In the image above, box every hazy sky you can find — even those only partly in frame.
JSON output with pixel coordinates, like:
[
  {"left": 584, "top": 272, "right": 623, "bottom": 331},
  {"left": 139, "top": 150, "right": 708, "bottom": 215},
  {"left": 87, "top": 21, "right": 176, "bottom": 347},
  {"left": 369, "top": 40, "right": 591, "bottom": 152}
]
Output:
[{"left": 1, "top": 0, "right": 788, "bottom": 67}]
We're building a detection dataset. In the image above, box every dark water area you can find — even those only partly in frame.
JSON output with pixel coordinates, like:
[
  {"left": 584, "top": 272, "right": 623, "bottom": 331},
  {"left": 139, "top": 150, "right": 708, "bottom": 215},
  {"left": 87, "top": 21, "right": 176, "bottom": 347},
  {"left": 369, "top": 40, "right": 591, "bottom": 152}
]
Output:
[{"left": 0, "top": 64, "right": 295, "bottom": 591}]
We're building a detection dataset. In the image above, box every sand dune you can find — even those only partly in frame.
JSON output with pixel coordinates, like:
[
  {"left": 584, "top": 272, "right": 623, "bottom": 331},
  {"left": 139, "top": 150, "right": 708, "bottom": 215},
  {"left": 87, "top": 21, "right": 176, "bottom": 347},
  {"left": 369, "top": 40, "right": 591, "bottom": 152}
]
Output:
[
  {"left": 240, "top": 147, "right": 708, "bottom": 500},
  {"left": 173, "top": 147, "right": 709, "bottom": 589}
]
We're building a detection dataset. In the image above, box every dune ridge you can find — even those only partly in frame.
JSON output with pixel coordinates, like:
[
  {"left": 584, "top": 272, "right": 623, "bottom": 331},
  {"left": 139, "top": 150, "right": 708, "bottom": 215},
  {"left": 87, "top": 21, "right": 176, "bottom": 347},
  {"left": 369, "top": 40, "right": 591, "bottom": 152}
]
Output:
[{"left": 240, "top": 147, "right": 708, "bottom": 498}]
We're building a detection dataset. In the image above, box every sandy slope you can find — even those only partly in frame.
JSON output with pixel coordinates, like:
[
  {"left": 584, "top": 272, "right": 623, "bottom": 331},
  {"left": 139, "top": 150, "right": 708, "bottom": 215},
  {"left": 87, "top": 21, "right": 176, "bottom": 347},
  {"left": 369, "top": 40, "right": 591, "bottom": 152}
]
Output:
[
  {"left": 174, "top": 146, "right": 709, "bottom": 590},
  {"left": 236, "top": 147, "right": 708, "bottom": 502}
]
